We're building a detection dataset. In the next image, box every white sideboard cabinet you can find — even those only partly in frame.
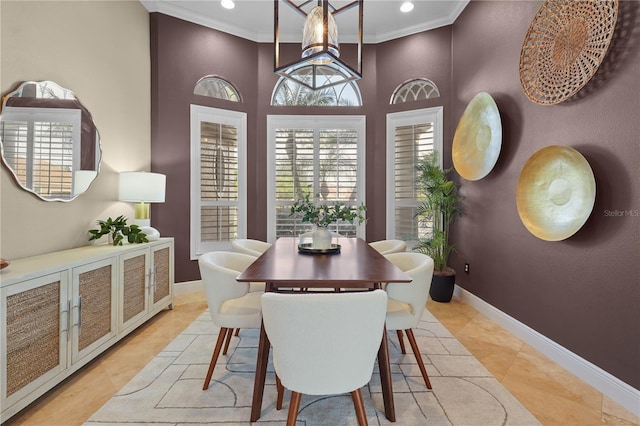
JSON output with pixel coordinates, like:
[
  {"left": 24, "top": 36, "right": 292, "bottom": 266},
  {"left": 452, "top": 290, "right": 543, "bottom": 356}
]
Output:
[{"left": 0, "top": 238, "right": 174, "bottom": 423}]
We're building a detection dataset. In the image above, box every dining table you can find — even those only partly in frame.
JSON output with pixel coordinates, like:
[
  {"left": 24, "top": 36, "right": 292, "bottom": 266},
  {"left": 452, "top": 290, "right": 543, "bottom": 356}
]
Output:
[{"left": 236, "top": 236, "right": 412, "bottom": 422}]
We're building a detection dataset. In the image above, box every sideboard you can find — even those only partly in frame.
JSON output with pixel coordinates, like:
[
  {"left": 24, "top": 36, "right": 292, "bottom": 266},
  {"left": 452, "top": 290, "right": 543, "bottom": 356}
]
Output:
[{"left": 0, "top": 238, "right": 174, "bottom": 423}]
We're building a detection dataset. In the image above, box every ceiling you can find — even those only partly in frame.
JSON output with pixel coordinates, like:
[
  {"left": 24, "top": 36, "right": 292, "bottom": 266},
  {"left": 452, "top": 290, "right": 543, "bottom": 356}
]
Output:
[{"left": 140, "top": 0, "right": 469, "bottom": 44}]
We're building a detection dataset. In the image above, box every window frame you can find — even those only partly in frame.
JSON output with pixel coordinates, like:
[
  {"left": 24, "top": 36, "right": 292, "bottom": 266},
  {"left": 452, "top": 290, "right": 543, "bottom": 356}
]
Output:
[
  {"left": 190, "top": 105, "right": 247, "bottom": 258},
  {"left": 266, "top": 115, "right": 366, "bottom": 242},
  {"left": 386, "top": 107, "right": 443, "bottom": 244}
]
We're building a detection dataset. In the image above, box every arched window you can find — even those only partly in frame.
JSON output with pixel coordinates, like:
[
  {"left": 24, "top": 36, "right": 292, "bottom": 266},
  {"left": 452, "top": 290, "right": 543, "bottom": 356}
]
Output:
[
  {"left": 271, "top": 65, "right": 362, "bottom": 106},
  {"left": 390, "top": 78, "right": 440, "bottom": 104},
  {"left": 194, "top": 76, "right": 241, "bottom": 102}
]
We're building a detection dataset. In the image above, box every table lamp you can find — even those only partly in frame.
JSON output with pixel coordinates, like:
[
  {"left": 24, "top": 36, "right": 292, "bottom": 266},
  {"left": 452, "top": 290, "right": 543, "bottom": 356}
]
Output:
[{"left": 119, "top": 171, "right": 166, "bottom": 241}]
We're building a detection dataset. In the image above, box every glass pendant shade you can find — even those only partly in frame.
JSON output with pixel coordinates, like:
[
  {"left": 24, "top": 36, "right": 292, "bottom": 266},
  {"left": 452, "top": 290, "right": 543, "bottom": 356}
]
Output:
[{"left": 301, "top": 5, "right": 339, "bottom": 63}]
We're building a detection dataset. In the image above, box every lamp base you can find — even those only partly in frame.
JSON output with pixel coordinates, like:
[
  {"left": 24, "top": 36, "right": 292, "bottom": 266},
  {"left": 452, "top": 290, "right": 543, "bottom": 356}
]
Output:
[
  {"left": 139, "top": 226, "right": 160, "bottom": 241},
  {"left": 133, "top": 218, "right": 151, "bottom": 228}
]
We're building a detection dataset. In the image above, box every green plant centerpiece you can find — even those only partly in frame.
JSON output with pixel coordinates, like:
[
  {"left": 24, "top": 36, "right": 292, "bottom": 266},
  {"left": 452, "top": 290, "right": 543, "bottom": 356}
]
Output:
[
  {"left": 88, "top": 215, "right": 148, "bottom": 246},
  {"left": 413, "top": 151, "right": 463, "bottom": 302},
  {"left": 290, "top": 193, "right": 366, "bottom": 249}
]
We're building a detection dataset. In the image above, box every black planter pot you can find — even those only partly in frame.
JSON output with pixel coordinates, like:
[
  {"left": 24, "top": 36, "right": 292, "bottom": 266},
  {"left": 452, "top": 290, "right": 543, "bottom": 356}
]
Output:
[{"left": 429, "top": 273, "right": 455, "bottom": 302}]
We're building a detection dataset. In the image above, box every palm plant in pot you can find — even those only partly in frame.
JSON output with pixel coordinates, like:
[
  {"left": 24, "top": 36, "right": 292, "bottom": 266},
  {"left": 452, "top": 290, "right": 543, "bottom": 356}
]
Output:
[{"left": 413, "top": 151, "right": 463, "bottom": 302}]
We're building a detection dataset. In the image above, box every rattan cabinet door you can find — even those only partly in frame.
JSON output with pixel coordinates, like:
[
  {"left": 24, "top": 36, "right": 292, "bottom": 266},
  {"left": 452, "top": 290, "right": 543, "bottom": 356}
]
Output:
[
  {"left": 149, "top": 242, "right": 173, "bottom": 314},
  {"left": 71, "top": 258, "right": 117, "bottom": 364},
  {"left": 118, "top": 248, "right": 150, "bottom": 333},
  {"left": 1, "top": 272, "right": 69, "bottom": 412}
]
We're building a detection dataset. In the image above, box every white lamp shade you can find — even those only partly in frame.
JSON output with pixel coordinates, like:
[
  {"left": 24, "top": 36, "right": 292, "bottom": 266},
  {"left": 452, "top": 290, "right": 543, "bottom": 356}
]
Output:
[{"left": 119, "top": 172, "right": 166, "bottom": 203}]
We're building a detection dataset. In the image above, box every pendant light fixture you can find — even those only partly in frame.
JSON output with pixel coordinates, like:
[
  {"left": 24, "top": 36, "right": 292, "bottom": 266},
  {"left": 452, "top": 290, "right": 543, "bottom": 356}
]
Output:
[
  {"left": 274, "top": 0, "right": 363, "bottom": 90},
  {"left": 301, "top": 3, "right": 339, "bottom": 62}
]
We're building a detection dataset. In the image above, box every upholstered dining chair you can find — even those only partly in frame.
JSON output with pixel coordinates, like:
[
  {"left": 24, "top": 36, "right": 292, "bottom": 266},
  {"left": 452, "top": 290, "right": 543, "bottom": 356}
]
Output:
[
  {"left": 198, "top": 251, "right": 262, "bottom": 390},
  {"left": 231, "top": 238, "right": 272, "bottom": 257},
  {"left": 231, "top": 239, "right": 270, "bottom": 293},
  {"left": 262, "top": 290, "right": 388, "bottom": 426},
  {"left": 384, "top": 252, "right": 435, "bottom": 389},
  {"left": 369, "top": 239, "right": 407, "bottom": 255}
]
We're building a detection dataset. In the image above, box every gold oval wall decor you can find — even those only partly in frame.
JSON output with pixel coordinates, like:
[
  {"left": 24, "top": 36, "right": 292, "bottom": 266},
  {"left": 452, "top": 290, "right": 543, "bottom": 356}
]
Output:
[
  {"left": 516, "top": 145, "right": 596, "bottom": 241},
  {"left": 452, "top": 92, "right": 502, "bottom": 181},
  {"left": 519, "top": 0, "right": 618, "bottom": 105}
]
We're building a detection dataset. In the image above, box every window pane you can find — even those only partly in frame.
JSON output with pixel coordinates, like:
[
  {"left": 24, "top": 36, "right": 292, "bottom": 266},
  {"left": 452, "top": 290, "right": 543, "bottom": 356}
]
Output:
[
  {"left": 271, "top": 65, "right": 362, "bottom": 106},
  {"left": 201, "top": 206, "right": 237, "bottom": 242},
  {"left": 270, "top": 117, "right": 365, "bottom": 241},
  {"left": 194, "top": 76, "right": 240, "bottom": 102},
  {"left": 392, "top": 119, "right": 437, "bottom": 241},
  {"left": 200, "top": 122, "right": 238, "bottom": 201},
  {"left": 319, "top": 129, "right": 358, "bottom": 202}
]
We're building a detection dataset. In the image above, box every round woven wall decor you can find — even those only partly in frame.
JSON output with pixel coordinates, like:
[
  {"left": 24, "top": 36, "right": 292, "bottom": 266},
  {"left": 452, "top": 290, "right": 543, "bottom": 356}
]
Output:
[{"left": 519, "top": 0, "right": 618, "bottom": 105}]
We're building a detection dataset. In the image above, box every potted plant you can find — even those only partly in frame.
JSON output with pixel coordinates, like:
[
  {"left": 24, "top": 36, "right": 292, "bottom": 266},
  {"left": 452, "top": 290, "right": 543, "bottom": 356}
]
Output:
[
  {"left": 88, "top": 215, "right": 149, "bottom": 246},
  {"left": 290, "top": 193, "right": 366, "bottom": 249},
  {"left": 413, "top": 151, "right": 463, "bottom": 302}
]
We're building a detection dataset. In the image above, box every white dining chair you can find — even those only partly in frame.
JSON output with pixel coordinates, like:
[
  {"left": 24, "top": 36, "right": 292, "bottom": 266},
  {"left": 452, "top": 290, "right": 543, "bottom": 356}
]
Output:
[
  {"left": 198, "top": 251, "right": 262, "bottom": 390},
  {"left": 231, "top": 239, "right": 270, "bottom": 293},
  {"left": 262, "top": 290, "right": 388, "bottom": 426},
  {"left": 369, "top": 239, "right": 407, "bottom": 255},
  {"left": 384, "top": 252, "right": 435, "bottom": 389},
  {"left": 231, "top": 238, "right": 272, "bottom": 257}
]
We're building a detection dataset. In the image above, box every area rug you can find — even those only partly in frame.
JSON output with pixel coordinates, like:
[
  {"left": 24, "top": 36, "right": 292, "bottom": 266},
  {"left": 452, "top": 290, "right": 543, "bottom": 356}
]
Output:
[{"left": 85, "top": 308, "right": 541, "bottom": 425}]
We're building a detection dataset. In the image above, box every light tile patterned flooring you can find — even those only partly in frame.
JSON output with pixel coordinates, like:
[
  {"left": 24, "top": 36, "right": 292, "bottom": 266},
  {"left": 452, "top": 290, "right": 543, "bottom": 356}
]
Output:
[{"left": 5, "top": 291, "right": 638, "bottom": 425}]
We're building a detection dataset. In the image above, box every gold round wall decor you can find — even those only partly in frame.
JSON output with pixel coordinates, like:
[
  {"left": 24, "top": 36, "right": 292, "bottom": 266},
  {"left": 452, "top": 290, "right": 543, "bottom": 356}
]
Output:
[
  {"left": 452, "top": 92, "right": 502, "bottom": 181},
  {"left": 519, "top": 0, "right": 618, "bottom": 105},
  {"left": 516, "top": 146, "right": 596, "bottom": 241}
]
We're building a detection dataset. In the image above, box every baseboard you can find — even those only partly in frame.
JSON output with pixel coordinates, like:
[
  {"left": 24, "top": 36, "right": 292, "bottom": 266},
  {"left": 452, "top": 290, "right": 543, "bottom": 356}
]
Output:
[
  {"left": 173, "top": 280, "right": 203, "bottom": 296},
  {"left": 453, "top": 285, "right": 640, "bottom": 417}
]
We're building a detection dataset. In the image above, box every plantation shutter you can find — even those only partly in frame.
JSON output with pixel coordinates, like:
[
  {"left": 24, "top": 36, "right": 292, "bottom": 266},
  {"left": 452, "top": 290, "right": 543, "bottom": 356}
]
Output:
[
  {"left": 393, "top": 122, "right": 435, "bottom": 241},
  {"left": 269, "top": 116, "right": 366, "bottom": 241},
  {"left": 190, "top": 105, "right": 246, "bottom": 257},
  {"left": 200, "top": 122, "right": 238, "bottom": 243}
]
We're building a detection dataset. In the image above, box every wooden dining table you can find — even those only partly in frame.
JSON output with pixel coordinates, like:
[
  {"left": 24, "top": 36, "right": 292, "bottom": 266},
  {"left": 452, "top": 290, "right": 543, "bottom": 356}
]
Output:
[{"left": 236, "top": 236, "right": 412, "bottom": 422}]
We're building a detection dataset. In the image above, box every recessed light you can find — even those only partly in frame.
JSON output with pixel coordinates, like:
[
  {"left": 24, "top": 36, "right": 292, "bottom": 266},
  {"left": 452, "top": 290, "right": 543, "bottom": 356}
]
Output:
[
  {"left": 221, "top": 0, "right": 235, "bottom": 10},
  {"left": 400, "top": 2, "right": 414, "bottom": 13}
]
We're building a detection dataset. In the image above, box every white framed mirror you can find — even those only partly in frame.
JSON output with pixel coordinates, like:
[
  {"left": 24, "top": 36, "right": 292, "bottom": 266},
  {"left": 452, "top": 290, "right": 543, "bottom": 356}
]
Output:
[{"left": 0, "top": 81, "right": 101, "bottom": 201}]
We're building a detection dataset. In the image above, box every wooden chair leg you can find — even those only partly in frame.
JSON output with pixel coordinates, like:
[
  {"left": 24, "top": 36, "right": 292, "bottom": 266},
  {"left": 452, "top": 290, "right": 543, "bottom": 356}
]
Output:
[
  {"left": 286, "top": 391, "right": 302, "bottom": 426},
  {"left": 234, "top": 328, "right": 240, "bottom": 336},
  {"left": 351, "top": 388, "right": 368, "bottom": 426},
  {"left": 223, "top": 327, "right": 234, "bottom": 355},
  {"left": 276, "top": 374, "right": 284, "bottom": 410},
  {"left": 405, "top": 328, "right": 432, "bottom": 389},
  {"left": 396, "top": 330, "right": 407, "bottom": 354},
  {"left": 203, "top": 327, "right": 229, "bottom": 390}
]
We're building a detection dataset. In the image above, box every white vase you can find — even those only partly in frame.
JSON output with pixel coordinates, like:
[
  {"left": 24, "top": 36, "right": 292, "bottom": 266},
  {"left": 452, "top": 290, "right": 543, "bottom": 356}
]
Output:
[{"left": 312, "top": 226, "right": 332, "bottom": 250}]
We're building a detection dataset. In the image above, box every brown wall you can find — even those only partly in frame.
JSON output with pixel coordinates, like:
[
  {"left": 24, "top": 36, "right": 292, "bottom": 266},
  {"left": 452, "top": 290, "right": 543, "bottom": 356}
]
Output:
[
  {"left": 450, "top": 1, "right": 640, "bottom": 389},
  {"left": 152, "top": 13, "right": 453, "bottom": 283},
  {"left": 150, "top": 13, "right": 258, "bottom": 282},
  {"left": 150, "top": 0, "right": 639, "bottom": 391}
]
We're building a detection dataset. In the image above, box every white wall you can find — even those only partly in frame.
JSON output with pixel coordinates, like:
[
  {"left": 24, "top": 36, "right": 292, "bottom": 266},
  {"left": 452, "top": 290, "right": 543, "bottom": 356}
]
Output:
[{"left": 0, "top": 0, "right": 151, "bottom": 260}]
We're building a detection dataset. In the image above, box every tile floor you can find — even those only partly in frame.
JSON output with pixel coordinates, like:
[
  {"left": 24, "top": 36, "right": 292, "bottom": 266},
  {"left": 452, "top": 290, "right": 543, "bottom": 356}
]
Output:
[{"left": 4, "top": 291, "right": 638, "bottom": 426}]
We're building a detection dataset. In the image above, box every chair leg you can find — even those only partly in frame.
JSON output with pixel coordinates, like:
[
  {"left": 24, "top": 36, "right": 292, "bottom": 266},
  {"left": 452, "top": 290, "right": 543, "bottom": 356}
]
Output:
[
  {"left": 223, "top": 327, "right": 234, "bottom": 355},
  {"left": 351, "top": 388, "right": 368, "bottom": 426},
  {"left": 396, "top": 330, "right": 407, "bottom": 354},
  {"left": 405, "top": 328, "right": 432, "bottom": 389},
  {"left": 276, "top": 374, "right": 284, "bottom": 410},
  {"left": 234, "top": 328, "right": 240, "bottom": 336},
  {"left": 286, "top": 391, "right": 302, "bottom": 426},
  {"left": 203, "top": 327, "right": 229, "bottom": 390}
]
